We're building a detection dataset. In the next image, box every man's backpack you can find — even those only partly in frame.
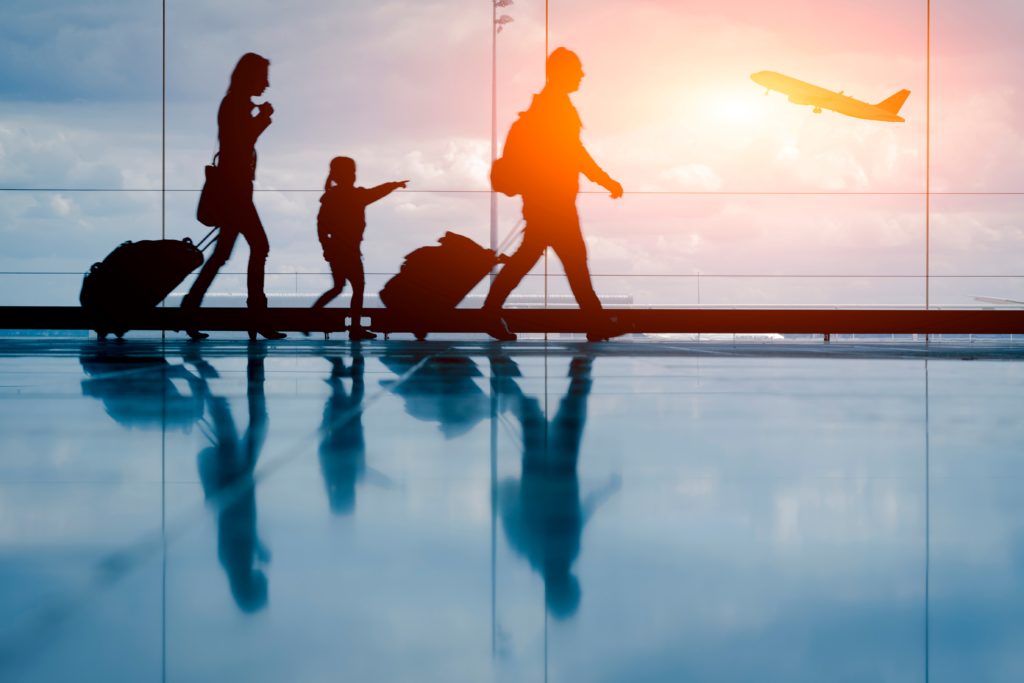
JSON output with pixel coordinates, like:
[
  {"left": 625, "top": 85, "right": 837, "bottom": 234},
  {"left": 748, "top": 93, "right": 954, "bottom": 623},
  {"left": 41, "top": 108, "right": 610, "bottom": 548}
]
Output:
[{"left": 490, "top": 110, "right": 535, "bottom": 197}]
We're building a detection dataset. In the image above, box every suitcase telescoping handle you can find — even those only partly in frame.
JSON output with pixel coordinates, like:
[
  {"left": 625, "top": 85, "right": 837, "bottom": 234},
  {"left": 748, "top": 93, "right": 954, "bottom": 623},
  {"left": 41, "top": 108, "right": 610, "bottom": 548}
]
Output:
[
  {"left": 496, "top": 219, "right": 525, "bottom": 256},
  {"left": 195, "top": 227, "right": 219, "bottom": 253}
]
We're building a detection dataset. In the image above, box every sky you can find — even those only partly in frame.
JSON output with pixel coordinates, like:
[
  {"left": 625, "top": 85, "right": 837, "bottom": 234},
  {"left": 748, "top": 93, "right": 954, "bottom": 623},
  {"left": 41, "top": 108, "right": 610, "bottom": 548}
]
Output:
[{"left": 0, "top": 0, "right": 1021, "bottom": 307}]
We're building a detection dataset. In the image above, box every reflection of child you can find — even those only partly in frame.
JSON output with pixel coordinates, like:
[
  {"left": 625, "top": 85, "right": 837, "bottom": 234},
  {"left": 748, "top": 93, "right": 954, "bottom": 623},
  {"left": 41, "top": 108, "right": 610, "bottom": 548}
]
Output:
[{"left": 311, "top": 156, "right": 408, "bottom": 340}]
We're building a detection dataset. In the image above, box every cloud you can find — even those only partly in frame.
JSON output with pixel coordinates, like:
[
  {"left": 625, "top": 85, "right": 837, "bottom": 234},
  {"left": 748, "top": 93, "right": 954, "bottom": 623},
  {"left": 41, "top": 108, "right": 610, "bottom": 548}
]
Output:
[{"left": 659, "top": 163, "right": 723, "bottom": 191}]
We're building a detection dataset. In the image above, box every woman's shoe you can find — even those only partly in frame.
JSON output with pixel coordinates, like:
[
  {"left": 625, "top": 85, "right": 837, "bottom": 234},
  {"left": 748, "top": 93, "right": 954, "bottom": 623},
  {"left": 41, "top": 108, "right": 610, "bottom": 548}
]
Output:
[
  {"left": 484, "top": 316, "right": 516, "bottom": 342},
  {"left": 185, "top": 329, "right": 209, "bottom": 341},
  {"left": 349, "top": 327, "right": 377, "bottom": 341},
  {"left": 248, "top": 329, "right": 287, "bottom": 341}
]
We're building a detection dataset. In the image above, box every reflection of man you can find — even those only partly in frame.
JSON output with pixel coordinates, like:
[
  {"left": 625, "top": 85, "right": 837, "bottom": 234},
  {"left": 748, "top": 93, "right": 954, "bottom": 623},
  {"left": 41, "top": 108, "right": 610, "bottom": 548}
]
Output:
[
  {"left": 197, "top": 348, "right": 270, "bottom": 612},
  {"left": 319, "top": 353, "right": 366, "bottom": 515},
  {"left": 484, "top": 48, "right": 624, "bottom": 342},
  {"left": 494, "top": 354, "right": 619, "bottom": 619}
]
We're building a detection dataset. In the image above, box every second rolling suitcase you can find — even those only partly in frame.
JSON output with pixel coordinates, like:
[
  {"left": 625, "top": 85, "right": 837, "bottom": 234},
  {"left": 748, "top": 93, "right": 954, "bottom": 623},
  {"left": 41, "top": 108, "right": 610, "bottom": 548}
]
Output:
[{"left": 379, "top": 231, "right": 501, "bottom": 339}]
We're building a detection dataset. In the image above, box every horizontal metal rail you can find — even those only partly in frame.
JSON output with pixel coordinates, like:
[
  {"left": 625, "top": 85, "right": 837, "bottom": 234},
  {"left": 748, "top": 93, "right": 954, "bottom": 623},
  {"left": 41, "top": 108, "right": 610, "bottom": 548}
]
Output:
[{"left": 1, "top": 306, "right": 1022, "bottom": 336}]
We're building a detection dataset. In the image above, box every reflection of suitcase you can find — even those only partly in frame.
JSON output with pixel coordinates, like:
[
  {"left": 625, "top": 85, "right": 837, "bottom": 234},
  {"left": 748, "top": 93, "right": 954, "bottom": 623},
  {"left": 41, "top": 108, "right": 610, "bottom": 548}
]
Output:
[
  {"left": 80, "top": 229, "right": 216, "bottom": 338},
  {"left": 380, "top": 232, "right": 499, "bottom": 338}
]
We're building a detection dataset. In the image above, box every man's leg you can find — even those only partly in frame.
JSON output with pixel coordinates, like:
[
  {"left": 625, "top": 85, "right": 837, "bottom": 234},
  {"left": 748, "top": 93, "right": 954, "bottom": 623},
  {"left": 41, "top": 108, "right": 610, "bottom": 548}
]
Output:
[
  {"left": 551, "top": 227, "right": 624, "bottom": 341},
  {"left": 481, "top": 230, "right": 546, "bottom": 340},
  {"left": 550, "top": 226, "right": 602, "bottom": 314},
  {"left": 483, "top": 230, "right": 546, "bottom": 312}
]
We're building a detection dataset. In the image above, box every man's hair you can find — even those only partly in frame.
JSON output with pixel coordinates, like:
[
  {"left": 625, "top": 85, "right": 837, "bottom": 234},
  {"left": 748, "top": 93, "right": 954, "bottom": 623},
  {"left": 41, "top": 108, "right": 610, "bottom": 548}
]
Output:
[{"left": 546, "top": 47, "right": 581, "bottom": 79}]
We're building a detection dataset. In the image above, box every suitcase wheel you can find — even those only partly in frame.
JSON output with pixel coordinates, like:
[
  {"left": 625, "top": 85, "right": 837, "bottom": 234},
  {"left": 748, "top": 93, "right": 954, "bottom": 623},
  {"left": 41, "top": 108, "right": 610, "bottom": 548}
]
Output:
[
  {"left": 95, "top": 329, "right": 108, "bottom": 340},
  {"left": 414, "top": 331, "right": 428, "bottom": 342}
]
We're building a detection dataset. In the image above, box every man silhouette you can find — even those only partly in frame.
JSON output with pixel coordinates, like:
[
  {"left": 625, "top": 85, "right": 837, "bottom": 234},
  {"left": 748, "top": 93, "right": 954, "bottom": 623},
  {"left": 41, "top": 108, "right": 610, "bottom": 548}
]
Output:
[{"left": 484, "top": 48, "right": 623, "bottom": 342}]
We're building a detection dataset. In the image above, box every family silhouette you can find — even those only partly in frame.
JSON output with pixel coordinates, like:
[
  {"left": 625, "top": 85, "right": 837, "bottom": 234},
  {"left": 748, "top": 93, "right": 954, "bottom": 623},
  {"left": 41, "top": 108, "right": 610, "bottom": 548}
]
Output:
[{"left": 178, "top": 46, "right": 621, "bottom": 342}]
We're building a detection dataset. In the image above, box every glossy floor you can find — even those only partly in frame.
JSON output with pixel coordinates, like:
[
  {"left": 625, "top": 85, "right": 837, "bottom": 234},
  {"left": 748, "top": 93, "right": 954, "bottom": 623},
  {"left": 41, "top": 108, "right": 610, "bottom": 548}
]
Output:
[{"left": 1, "top": 338, "right": 1023, "bottom": 683}]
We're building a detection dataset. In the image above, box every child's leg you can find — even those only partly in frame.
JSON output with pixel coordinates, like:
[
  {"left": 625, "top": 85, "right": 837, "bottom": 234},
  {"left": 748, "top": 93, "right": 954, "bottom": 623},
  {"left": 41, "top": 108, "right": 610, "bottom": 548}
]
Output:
[
  {"left": 312, "top": 259, "right": 346, "bottom": 309},
  {"left": 346, "top": 251, "right": 376, "bottom": 339},
  {"left": 349, "top": 258, "right": 365, "bottom": 327}
]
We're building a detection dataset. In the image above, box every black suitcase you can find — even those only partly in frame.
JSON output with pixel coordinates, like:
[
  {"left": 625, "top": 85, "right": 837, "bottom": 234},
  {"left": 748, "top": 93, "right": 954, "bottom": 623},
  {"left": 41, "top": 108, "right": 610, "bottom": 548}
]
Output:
[
  {"left": 80, "top": 229, "right": 216, "bottom": 338},
  {"left": 379, "top": 231, "right": 500, "bottom": 339}
]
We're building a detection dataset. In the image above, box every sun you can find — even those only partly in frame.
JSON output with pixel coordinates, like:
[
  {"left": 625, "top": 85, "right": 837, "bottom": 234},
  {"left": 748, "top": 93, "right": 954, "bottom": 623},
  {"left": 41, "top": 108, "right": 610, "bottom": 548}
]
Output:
[{"left": 708, "top": 89, "right": 760, "bottom": 126}]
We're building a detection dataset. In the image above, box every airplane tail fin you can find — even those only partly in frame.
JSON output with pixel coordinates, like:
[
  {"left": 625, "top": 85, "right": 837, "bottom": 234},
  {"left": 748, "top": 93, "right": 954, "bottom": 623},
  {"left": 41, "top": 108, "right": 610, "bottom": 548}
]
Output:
[{"left": 876, "top": 89, "right": 910, "bottom": 114}]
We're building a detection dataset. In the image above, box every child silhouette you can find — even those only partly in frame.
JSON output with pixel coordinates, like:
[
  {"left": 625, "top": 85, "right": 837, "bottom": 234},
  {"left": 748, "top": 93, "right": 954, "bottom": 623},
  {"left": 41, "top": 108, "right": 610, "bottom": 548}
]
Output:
[{"left": 311, "top": 156, "right": 407, "bottom": 340}]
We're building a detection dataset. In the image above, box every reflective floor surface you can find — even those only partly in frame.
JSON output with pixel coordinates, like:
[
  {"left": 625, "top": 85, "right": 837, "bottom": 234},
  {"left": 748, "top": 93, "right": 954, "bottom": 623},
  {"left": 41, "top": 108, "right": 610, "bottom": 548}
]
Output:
[{"left": 1, "top": 338, "right": 1023, "bottom": 682}]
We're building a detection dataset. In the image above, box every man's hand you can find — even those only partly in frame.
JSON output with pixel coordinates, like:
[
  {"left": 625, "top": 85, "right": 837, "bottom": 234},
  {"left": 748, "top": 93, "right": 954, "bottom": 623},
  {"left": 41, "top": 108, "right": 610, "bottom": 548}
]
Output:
[
  {"left": 257, "top": 102, "right": 274, "bottom": 118},
  {"left": 395, "top": 180, "right": 409, "bottom": 189},
  {"left": 605, "top": 178, "right": 623, "bottom": 199}
]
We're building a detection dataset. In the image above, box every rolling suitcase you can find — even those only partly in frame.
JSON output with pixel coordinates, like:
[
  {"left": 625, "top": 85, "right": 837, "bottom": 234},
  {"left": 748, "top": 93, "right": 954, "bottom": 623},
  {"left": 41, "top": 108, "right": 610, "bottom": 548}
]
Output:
[
  {"left": 80, "top": 229, "right": 217, "bottom": 339},
  {"left": 380, "top": 231, "right": 511, "bottom": 340}
]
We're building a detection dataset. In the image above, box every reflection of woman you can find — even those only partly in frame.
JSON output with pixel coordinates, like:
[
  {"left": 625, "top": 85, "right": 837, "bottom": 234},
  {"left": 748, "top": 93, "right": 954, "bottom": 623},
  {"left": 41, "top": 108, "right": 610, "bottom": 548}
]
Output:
[
  {"left": 183, "top": 52, "right": 285, "bottom": 341},
  {"left": 197, "top": 350, "right": 270, "bottom": 612}
]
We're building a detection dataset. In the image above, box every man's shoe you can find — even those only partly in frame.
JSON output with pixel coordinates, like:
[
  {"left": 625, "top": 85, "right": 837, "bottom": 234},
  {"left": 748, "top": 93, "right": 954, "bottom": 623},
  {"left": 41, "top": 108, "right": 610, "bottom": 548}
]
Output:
[
  {"left": 586, "top": 316, "right": 627, "bottom": 343},
  {"left": 185, "top": 329, "right": 209, "bottom": 341},
  {"left": 248, "top": 329, "right": 287, "bottom": 341}
]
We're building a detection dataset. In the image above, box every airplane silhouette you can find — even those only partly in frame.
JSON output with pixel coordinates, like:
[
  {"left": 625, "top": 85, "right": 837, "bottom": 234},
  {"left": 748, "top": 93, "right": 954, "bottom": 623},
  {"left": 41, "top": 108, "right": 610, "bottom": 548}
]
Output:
[{"left": 751, "top": 71, "right": 910, "bottom": 122}]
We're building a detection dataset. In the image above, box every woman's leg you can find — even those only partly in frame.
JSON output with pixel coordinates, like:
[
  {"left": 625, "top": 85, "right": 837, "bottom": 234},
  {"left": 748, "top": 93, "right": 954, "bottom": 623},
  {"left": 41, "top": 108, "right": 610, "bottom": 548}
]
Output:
[
  {"left": 239, "top": 203, "right": 269, "bottom": 310},
  {"left": 182, "top": 228, "right": 239, "bottom": 310},
  {"left": 237, "top": 197, "right": 284, "bottom": 339}
]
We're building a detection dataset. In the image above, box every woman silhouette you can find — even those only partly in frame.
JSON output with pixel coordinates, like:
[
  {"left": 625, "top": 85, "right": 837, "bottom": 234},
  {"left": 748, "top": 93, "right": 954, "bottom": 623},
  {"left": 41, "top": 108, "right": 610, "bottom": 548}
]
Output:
[{"left": 182, "top": 52, "right": 285, "bottom": 341}]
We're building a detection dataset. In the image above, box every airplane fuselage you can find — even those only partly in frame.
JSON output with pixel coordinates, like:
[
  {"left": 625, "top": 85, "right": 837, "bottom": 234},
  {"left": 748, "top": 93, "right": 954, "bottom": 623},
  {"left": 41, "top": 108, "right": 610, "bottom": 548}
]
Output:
[{"left": 751, "top": 71, "right": 908, "bottom": 122}]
